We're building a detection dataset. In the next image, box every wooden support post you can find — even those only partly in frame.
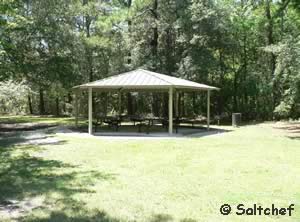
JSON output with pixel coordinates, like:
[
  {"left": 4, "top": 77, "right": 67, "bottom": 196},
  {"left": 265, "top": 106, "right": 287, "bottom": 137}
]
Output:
[
  {"left": 169, "top": 87, "right": 173, "bottom": 135},
  {"left": 207, "top": 90, "right": 210, "bottom": 130},
  {"left": 88, "top": 87, "right": 93, "bottom": 135}
]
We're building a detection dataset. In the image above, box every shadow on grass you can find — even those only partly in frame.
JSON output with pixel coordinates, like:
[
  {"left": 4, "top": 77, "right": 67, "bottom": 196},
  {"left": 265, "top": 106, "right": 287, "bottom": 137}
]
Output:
[
  {"left": 149, "top": 214, "right": 196, "bottom": 222},
  {"left": 21, "top": 209, "right": 121, "bottom": 222},
  {"left": 22, "top": 211, "right": 197, "bottom": 222},
  {"left": 0, "top": 130, "right": 199, "bottom": 222},
  {"left": 0, "top": 131, "right": 116, "bottom": 221},
  {"left": 286, "top": 136, "right": 300, "bottom": 140}
]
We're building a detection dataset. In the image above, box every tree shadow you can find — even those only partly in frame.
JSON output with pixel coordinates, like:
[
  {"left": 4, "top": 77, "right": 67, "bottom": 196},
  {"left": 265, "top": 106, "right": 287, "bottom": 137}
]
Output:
[
  {"left": 150, "top": 214, "right": 173, "bottom": 222},
  {"left": 0, "top": 130, "right": 198, "bottom": 222},
  {"left": 150, "top": 214, "right": 197, "bottom": 222},
  {"left": 0, "top": 152, "right": 114, "bottom": 201},
  {"left": 0, "top": 131, "right": 116, "bottom": 221},
  {"left": 286, "top": 136, "right": 300, "bottom": 140},
  {"left": 21, "top": 209, "right": 122, "bottom": 222},
  {"left": 21, "top": 211, "right": 198, "bottom": 222}
]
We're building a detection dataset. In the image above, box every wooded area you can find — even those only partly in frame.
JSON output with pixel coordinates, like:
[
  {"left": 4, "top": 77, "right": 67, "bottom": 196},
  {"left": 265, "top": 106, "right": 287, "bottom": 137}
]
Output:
[{"left": 1, "top": 0, "right": 299, "bottom": 120}]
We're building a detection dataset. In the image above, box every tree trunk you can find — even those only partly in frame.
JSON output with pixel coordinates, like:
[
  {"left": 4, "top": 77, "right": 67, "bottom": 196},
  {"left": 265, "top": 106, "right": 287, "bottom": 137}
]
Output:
[
  {"left": 242, "top": 34, "right": 248, "bottom": 117},
  {"left": 151, "top": 0, "right": 159, "bottom": 115},
  {"left": 150, "top": 0, "right": 158, "bottom": 70},
  {"left": 232, "top": 52, "right": 238, "bottom": 112},
  {"left": 218, "top": 49, "right": 225, "bottom": 115},
  {"left": 127, "top": 0, "right": 132, "bottom": 64},
  {"left": 56, "top": 97, "right": 59, "bottom": 116},
  {"left": 152, "top": 94, "right": 160, "bottom": 116},
  {"left": 104, "top": 93, "right": 108, "bottom": 115},
  {"left": 67, "top": 93, "right": 72, "bottom": 103},
  {"left": 178, "top": 93, "right": 182, "bottom": 117},
  {"left": 192, "top": 92, "right": 196, "bottom": 115},
  {"left": 126, "top": 0, "right": 133, "bottom": 114},
  {"left": 163, "top": 93, "right": 168, "bottom": 117},
  {"left": 39, "top": 88, "right": 45, "bottom": 115},
  {"left": 28, "top": 94, "right": 33, "bottom": 114},
  {"left": 127, "top": 93, "right": 133, "bottom": 115},
  {"left": 181, "top": 93, "right": 185, "bottom": 116},
  {"left": 265, "top": 0, "right": 277, "bottom": 116},
  {"left": 83, "top": 0, "right": 93, "bottom": 82},
  {"left": 233, "top": 72, "right": 238, "bottom": 112}
]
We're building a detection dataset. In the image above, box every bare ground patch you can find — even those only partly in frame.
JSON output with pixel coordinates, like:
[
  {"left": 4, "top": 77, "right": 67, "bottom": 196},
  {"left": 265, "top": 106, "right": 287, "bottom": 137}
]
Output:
[{"left": 272, "top": 121, "right": 300, "bottom": 139}]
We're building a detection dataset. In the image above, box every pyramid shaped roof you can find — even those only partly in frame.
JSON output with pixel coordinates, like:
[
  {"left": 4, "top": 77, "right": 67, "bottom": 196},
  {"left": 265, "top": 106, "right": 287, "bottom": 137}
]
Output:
[{"left": 74, "top": 69, "right": 219, "bottom": 91}]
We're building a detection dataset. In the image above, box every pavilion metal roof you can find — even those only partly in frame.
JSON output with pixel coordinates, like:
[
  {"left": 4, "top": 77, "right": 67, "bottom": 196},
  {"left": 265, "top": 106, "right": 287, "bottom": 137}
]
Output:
[{"left": 74, "top": 69, "right": 219, "bottom": 91}]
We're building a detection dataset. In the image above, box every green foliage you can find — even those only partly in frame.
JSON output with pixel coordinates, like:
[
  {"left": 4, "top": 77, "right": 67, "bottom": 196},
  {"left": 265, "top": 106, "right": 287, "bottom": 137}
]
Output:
[
  {"left": 0, "top": 80, "right": 31, "bottom": 114},
  {"left": 0, "top": 0, "right": 299, "bottom": 119},
  {"left": 273, "top": 36, "right": 300, "bottom": 118}
]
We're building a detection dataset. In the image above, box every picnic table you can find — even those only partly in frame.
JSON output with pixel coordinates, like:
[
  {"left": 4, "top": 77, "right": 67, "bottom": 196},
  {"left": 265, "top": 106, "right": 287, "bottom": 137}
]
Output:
[
  {"left": 130, "top": 115, "right": 164, "bottom": 133},
  {"left": 94, "top": 115, "right": 122, "bottom": 132}
]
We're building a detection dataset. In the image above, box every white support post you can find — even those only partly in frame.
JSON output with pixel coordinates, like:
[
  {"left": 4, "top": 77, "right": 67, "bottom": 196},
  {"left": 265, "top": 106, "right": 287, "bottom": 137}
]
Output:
[
  {"left": 207, "top": 90, "right": 210, "bottom": 130},
  {"left": 75, "top": 90, "right": 79, "bottom": 128},
  {"left": 169, "top": 87, "right": 173, "bottom": 135},
  {"left": 88, "top": 87, "right": 93, "bottom": 135}
]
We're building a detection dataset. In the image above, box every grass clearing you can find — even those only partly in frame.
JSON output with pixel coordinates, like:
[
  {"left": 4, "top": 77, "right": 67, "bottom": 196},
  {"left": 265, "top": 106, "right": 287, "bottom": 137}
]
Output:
[{"left": 0, "top": 116, "right": 299, "bottom": 221}]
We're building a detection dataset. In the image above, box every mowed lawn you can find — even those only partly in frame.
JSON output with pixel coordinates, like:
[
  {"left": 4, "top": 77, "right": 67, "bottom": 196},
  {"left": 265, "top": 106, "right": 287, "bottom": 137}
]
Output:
[{"left": 0, "top": 117, "right": 299, "bottom": 222}]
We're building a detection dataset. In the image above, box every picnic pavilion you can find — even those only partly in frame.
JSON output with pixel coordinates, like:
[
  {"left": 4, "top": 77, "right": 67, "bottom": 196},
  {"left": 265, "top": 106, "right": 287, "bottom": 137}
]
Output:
[{"left": 73, "top": 69, "right": 219, "bottom": 135}]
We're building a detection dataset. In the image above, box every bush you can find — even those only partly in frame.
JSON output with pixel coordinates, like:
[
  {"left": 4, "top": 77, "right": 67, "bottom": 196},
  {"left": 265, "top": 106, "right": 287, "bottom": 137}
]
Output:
[{"left": 0, "top": 80, "right": 31, "bottom": 114}]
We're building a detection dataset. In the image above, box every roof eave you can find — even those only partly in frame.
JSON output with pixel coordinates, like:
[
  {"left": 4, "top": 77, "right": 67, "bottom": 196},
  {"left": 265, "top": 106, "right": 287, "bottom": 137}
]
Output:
[{"left": 72, "top": 84, "right": 220, "bottom": 91}]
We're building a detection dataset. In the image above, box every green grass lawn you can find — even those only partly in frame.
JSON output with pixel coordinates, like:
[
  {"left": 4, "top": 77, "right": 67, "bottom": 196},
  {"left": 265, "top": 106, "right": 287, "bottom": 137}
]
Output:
[{"left": 0, "top": 116, "right": 299, "bottom": 222}]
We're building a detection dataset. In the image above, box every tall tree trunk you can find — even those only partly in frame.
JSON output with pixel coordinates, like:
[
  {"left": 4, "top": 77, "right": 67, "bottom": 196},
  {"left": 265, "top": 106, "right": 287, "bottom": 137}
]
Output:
[
  {"left": 152, "top": 94, "right": 160, "bottom": 116},
  {"left": 151, "top": 0, "right": 160, "bottom": 115},
  {"left": 218, "top": 49, "right": 225, "bottom": 115},
  {"left": 67, "top": 93, "right": 72, "bottom": 103},
  {"left": 163, "top": 93, "right": 168, "bottom": 117},
  {"left": 39, "top": 88, "right": 45, "bottom": 115},
  {"left": 63, "top": 96, "right": 66, "bottom": 113},
  {"left": 104, "top": 93, "right": 108, "bottom": 115},
  {"left": 28, "top": 94, "right": 33, "bottom": 114},
  {"left": 178, "top": 93, "right": 182, "bottom": 117},
  {"left": 126, "top": 0, "right": 133, "bottom": 115},
  {"left": 242, "top": 34, "right": 248, "bottom": 117},
  {"left": 265, "top": 0, "right": 277, "bottom": 116},
  {"left": 83, "top": 0, "right": 93, "bottom": 82},
  {"left": 233, "top": 72, "right": 238, "bottom": 112},
  {"left": 127, "top": 93, "right": 133, "bottom": 115},
  {"left": 192, "top": 92, "right": 196, "bottom": 115},
  {"left": 55, "top": 97, "right": 59, "bottom": 116},
  {"left": 181, "top": 93, "right": 185, "bottom": 117},
  {"left": 151, "top": 0, "right": 158, "bottom": 67},
  {"left": 232, "top": 53, "right": 238, "bottom": 112}
]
